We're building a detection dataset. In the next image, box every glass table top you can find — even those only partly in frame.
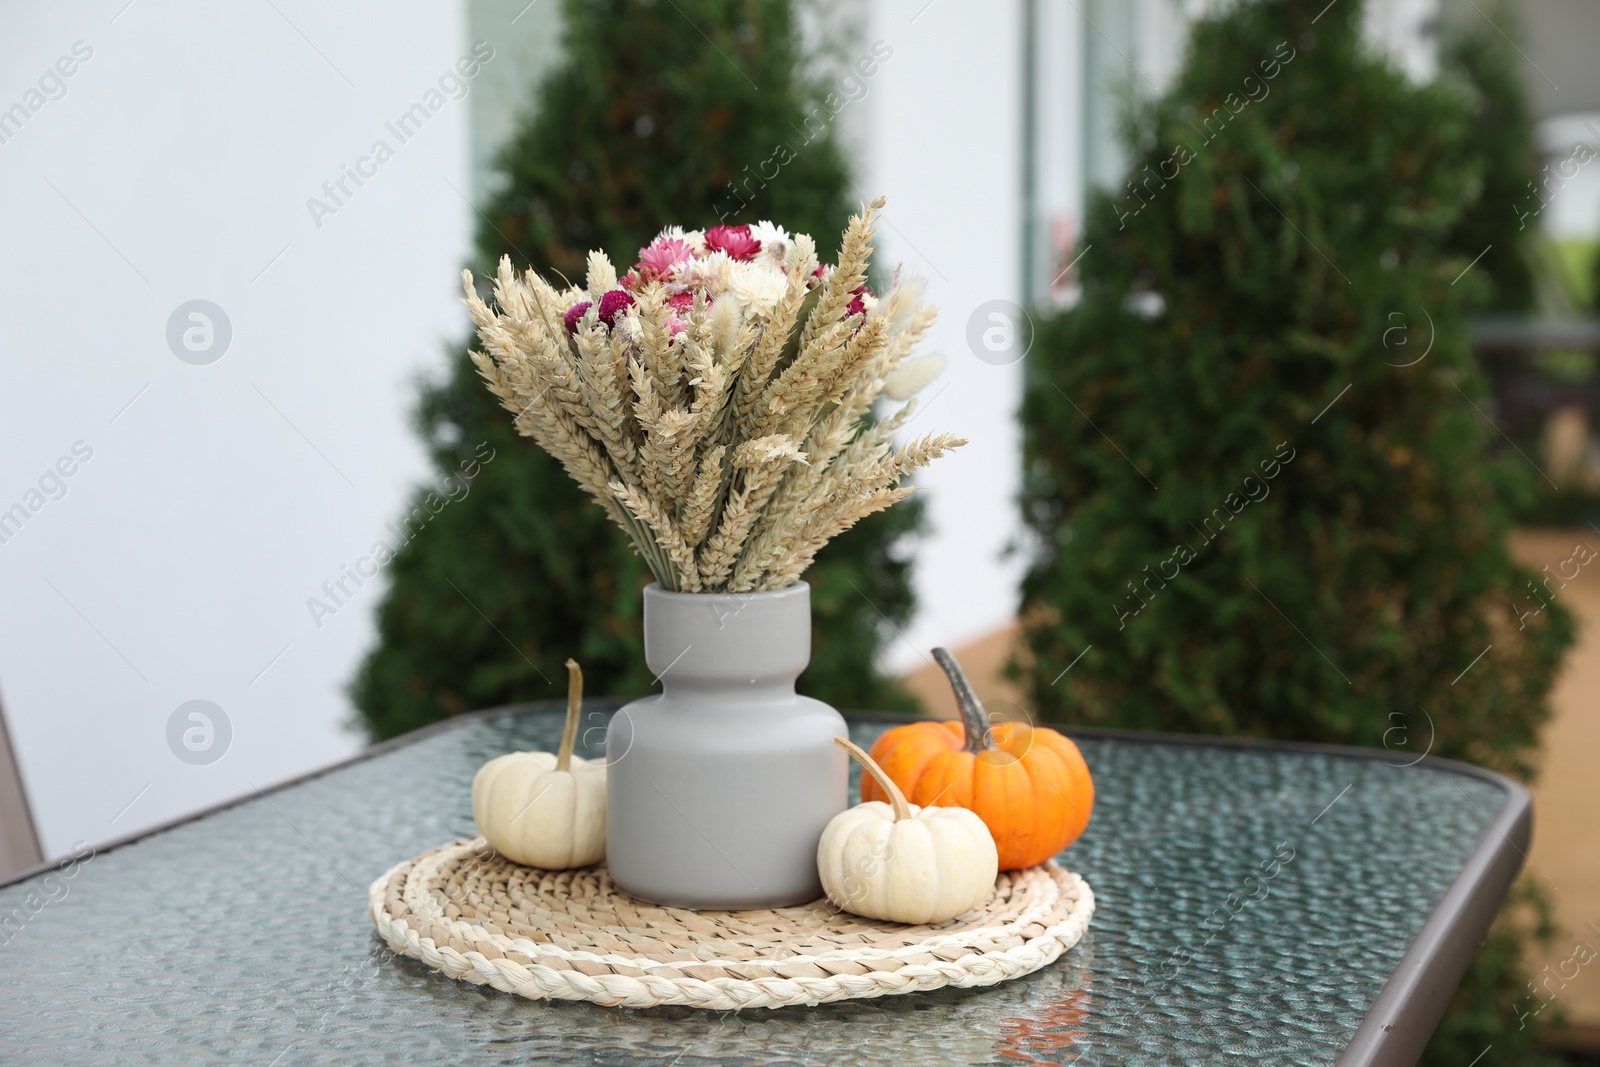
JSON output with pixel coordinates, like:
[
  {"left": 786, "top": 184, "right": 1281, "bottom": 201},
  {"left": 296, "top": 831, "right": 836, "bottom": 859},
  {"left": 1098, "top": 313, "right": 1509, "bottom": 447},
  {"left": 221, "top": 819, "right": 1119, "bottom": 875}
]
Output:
[{"left": 0, "top": 705, "right": 1512, "bottom": 1066}]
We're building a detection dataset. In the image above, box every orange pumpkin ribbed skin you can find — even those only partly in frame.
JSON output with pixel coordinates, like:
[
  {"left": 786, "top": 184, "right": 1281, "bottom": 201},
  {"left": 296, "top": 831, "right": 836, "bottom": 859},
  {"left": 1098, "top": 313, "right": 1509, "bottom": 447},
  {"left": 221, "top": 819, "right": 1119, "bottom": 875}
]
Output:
[{"left": 861, "top": 721, "right": 1094, "bottom": 870}]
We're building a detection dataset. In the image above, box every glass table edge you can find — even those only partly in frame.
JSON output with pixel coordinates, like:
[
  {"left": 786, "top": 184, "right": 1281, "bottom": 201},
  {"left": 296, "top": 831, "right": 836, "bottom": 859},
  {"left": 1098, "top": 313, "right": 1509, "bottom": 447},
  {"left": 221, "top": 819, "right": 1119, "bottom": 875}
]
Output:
[{"left": 3, "top": 700, "right": 1532, "bottom": 1067}]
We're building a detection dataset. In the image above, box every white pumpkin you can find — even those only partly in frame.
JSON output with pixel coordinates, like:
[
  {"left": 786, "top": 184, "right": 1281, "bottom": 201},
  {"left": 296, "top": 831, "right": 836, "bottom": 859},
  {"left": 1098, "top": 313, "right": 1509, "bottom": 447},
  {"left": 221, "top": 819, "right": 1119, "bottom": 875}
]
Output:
[
  {"left": 471, "top": 660, "right": 605, "bottom": 869},
  {"left": 818, "top": 737, "right": 998, "bottom": 925}
]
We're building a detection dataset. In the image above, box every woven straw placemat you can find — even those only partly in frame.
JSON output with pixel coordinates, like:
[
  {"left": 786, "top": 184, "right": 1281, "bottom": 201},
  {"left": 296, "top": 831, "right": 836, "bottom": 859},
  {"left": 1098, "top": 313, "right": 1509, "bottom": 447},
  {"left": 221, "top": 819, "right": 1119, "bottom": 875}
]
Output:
[{"left": 369, "top": 837, "right": 1094, "bottom": 1010}]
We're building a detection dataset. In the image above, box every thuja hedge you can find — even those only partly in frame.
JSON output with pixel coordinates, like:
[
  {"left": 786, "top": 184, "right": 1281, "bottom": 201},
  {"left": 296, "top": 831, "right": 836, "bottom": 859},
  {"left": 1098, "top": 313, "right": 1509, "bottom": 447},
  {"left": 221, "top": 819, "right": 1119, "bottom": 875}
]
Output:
[{"left": 1018, "top": 1, "right": 1574, "bottom": 1062}]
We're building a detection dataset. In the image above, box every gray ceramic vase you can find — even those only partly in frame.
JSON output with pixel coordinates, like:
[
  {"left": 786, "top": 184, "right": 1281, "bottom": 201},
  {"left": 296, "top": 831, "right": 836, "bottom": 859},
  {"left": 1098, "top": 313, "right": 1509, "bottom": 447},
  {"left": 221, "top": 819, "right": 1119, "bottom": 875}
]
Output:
[{"left": 605, "top": 581, "right": 848, "bottom": 909}]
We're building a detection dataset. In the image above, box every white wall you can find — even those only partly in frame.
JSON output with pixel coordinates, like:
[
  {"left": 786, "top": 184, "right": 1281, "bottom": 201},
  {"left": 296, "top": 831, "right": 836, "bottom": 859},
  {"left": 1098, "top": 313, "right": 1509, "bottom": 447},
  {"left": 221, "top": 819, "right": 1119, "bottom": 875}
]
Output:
[
  {"left": 0, "top": 0, "right": 477, "bottom": 855},
  {"left": 1535, "top": 113, "right": 1600, "bottom": 240},
  {"left": 855, "top": 0, "right": 1029, "bottom": 672}
]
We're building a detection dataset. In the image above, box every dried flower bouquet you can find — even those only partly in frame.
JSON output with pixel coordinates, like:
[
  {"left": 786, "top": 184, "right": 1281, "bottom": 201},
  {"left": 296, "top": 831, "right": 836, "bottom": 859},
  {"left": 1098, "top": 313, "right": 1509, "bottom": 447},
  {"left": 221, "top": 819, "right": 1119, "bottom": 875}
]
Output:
[{"left": 463, "top": 197, "right": 962, "bottom": 594}]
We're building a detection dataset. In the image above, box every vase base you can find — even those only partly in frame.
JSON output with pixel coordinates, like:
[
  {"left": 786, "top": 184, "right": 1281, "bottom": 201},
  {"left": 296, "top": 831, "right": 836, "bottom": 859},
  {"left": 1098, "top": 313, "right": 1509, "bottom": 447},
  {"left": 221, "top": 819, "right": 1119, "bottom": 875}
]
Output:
[{"left": 610, "top": 876, "right": 824, "bottom": 912}]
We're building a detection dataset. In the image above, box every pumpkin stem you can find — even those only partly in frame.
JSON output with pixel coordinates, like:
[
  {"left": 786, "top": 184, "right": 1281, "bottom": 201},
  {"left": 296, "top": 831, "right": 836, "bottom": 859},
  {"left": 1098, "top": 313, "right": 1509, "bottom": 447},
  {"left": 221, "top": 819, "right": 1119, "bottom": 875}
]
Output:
[
  {"left": 933, "top": 647, "right": 990, "bottom": 755},
  {"left": 557, "top": 659, "right": 583, "bottom": 773},
  {"left": 833, "top": 736, "right": 912, "bottom": 821}
]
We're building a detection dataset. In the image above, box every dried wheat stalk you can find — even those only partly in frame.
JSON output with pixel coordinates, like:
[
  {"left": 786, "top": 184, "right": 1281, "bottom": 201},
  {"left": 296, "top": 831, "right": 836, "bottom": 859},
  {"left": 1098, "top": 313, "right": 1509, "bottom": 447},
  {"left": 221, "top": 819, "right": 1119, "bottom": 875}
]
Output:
[{"left": 463, "top": 198, "right": 963, "bottom": 593}]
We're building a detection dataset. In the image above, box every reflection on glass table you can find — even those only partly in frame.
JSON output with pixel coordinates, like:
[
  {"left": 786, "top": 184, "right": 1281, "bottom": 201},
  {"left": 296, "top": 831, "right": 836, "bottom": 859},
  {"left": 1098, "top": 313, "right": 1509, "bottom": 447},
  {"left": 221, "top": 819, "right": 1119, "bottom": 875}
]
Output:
[{"left": 0, "top": 703, "right": 1526, "bottom": 1066}]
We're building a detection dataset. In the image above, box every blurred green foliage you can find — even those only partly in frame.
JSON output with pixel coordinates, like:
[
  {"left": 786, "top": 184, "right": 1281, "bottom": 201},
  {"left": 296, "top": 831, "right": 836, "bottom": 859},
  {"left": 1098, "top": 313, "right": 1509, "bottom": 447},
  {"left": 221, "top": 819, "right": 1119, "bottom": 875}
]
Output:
[
  {"left": 1439, "top": 3, "right": 1539, "bottom": 314},
  {"left": 1017, "top": 1, "right": 1576, "bottom": 1061}
]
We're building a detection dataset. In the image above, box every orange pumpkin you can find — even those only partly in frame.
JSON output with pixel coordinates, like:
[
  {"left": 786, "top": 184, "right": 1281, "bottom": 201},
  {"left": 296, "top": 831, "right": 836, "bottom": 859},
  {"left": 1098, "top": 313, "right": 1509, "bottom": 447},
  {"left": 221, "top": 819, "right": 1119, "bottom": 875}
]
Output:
[{"left": 861, "top": 648, "right": 1094, "bottom": 870}]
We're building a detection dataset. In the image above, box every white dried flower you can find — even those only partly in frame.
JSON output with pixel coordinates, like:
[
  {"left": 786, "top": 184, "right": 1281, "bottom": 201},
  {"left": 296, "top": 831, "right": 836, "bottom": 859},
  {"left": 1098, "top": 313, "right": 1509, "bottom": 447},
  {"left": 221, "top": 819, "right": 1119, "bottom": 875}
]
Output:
[
  {"left": 673, "top": 249, "right": 732, "bottom": 295},
  {"left": 654, "top": 225, "right": 706, "bottom": 254},
  {"left": 750, "top": 220, "right": 790, "bottom": 265},
  {"left": 727, "top": 260, "right": 789, "bottom": 314}
]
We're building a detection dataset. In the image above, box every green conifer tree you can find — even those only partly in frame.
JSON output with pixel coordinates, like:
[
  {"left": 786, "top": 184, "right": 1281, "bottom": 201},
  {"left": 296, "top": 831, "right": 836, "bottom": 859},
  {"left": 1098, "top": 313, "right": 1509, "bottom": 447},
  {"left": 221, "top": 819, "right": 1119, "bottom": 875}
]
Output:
[
  {"left": 1018, "top": 2, "right": 1574, "bottom": 1061},
  {"left": 354, "top": 0, "right": 919, "bottom": 741},
  {"left": 1439, "top": 5, "right": 1540, "bottom": 314}
]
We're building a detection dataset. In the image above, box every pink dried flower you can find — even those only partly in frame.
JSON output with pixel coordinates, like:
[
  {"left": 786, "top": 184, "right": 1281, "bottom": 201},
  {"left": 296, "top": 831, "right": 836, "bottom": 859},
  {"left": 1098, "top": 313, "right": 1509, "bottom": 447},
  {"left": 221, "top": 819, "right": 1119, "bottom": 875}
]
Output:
[
  {"left": 637, "top": 237, "right": 695, "bottom": 277},
  {"left": 619, "top": 268, "right": 642, "bottom": 291},
  {"left": 704, "top": 224, "right": 762, "bottom": 261},
  {"left": 847, "top": 284, "right": 872, "bottom": 319},
  {"left": 598, "top": 289, "right": 635, "bottom": 326},
  {"left": 564, "top": 301, "right": 592, "bottom": 334}
]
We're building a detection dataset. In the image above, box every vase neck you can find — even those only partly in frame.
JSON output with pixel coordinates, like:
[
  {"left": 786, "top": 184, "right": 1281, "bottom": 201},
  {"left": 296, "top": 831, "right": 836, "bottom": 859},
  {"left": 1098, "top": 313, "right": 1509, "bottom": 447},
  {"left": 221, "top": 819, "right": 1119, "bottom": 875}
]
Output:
[{"left": 642, "top": 582, "right": 812, "bottom": 699}]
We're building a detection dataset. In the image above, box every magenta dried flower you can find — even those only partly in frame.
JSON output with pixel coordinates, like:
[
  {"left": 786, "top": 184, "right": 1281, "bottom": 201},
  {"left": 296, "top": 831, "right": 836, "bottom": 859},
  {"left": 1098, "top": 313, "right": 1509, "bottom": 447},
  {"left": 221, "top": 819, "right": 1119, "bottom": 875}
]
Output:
[
  {"left": 564, "top": 301, "right": 592, "bottom": 334},
  {"left": 598, "top": 289, "right": 635, "bottom": 326},
  {"left": 705, "top": 224, "right": 762, "bottom": 261}
]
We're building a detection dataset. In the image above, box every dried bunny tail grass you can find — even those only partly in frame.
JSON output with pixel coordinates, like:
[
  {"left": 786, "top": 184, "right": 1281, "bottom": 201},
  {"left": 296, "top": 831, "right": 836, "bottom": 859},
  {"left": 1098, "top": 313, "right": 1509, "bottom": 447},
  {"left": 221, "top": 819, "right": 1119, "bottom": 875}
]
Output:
[
  {"left": 880, "top": 276, "right": 927, "bottom": 332},
  {"left": 709, "top": 296, "right": 745, "bottom": 362},
  {"left": 612, "top": 481, "right": 697, "bottom": 592},
  {"left": 586, "top": 251, "right": 617, "bottom": 301},
  {"left": 679, "top": 444, "right": 729, "bottom": 549}
]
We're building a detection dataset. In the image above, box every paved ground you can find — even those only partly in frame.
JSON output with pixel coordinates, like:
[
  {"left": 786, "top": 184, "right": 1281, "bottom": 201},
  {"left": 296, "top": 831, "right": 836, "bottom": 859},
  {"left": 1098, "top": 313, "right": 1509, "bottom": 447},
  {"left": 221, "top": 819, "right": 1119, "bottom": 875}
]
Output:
[
  {"left": 1509, "top": 528, "right": 1600, "bottom": 1045},
  {"left": 901, "top": 528, "right": 1600, "bottom": 1043}
]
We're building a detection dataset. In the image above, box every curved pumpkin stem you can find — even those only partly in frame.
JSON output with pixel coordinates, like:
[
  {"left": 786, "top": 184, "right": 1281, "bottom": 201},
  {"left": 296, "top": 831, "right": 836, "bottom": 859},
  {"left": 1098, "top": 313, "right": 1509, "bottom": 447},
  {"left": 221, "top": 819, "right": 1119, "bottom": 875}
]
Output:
[
  {"left": 557, "top": 659, "right": 583, "bottom": 773},
  {"left": 833, "top": 736, "right": 912, "bottom": 821},
  {"left": 933, "top": 647, "right": 990, "bottom": 754}
]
